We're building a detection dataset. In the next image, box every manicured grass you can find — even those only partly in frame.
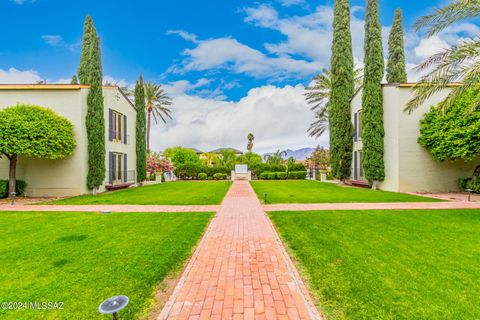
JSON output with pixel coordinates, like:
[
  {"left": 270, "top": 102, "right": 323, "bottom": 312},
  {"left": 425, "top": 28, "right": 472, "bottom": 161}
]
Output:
[
  {"left": 0, "top": 211, "right": 212, "bottom": 320},
  {"left": 49, "top": 181, "right": 232, "bottom": 205},
  {"left": 270, "top": 209, "right": 480, "bottom": 319},
  {"left": 250, "top": 180, "right": 440, "bottom": 203}
]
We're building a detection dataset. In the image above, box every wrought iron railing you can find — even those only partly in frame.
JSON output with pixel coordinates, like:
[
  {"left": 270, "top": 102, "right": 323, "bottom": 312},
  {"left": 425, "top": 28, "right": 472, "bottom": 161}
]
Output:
[{"left": 107, "top": 170, "right": 136, "bottom": 186}]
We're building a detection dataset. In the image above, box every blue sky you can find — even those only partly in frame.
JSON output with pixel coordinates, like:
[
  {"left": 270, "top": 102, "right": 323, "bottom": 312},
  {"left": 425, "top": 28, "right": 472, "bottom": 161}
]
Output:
[{"left": 0, "top": 0, "right": 476, "bottom": 153}]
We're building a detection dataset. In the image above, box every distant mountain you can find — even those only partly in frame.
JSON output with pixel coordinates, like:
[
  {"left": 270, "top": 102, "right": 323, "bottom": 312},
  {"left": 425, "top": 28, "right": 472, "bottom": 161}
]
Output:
[{"left": 263, "top": 147, "right": 315, "bottom": 161}]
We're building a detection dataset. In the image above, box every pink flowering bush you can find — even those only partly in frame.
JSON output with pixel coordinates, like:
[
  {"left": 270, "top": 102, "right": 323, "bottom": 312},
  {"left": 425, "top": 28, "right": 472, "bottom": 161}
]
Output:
[{"left": 147, "top": 152, "right": 174, "bottom": 176}]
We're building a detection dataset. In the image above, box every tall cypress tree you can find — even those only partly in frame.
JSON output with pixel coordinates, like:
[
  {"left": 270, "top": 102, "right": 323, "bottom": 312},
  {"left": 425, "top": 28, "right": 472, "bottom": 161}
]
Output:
[
  {"left": 362, "top": 0, "right": 385, "bottom": 188},
  {"left": 329, "top": 0, "right": 354, "bottom": 180},
  {"left": 135, "top": 75, "right": 147, "bottom": 184},
  {"left": 386, "top": 8, "right": 407, "bottom": 83},
  {"left": 79, "top": 16, "right": 106, "bottom": 193},
  {"left": 70, "top": 75, "right": 78, "bottom": 84}
]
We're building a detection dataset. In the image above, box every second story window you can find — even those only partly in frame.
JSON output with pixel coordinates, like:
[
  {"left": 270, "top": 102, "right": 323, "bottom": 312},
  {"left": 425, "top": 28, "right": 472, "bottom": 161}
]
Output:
[
  {"left": 112, "top": 111, "right": 123, "bottom": 141},
  {"left": 109, "top": 109, "right": 127, "bottom": 143}
]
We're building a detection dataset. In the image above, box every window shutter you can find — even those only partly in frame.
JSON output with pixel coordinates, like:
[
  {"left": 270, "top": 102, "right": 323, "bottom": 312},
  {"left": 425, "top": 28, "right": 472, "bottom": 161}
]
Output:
[
  {"left": 353, "top": 151, "right": 358, "bottom": 180},
  {"left": 108, "top": 109, "right": 113, "bottom": 141},
  {"left": 123, "top": 115, "right": 127, "bottom": 144},
  {"left": 109, "top": 152, "right": 114, "bottom": 184},
  {"left": 354, "top": 112, "right": 358, "bottom": 142},
  {"left": 124, "top": 154, "right": 127, "bottom": 182}
]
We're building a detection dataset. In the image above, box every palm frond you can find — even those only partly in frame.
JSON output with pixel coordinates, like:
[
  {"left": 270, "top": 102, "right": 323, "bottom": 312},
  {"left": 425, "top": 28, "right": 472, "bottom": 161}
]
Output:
[
  {"left": 144, "top": 81, "right": 173, "bottom": 124},
  {"left": 406, "top": 38, "right": 480, "bottom": 113},
  {"left": 415, "top": 0, "right": 480, "bottom": 37},
  {"left": 307, "top": 104, "right": 329, "bottom": 138}
]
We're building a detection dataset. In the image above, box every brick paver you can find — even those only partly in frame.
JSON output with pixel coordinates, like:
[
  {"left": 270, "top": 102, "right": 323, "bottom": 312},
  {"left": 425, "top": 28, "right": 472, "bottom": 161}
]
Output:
[{"left": 158, "top": 181, "right": 321, "bottom": 320}]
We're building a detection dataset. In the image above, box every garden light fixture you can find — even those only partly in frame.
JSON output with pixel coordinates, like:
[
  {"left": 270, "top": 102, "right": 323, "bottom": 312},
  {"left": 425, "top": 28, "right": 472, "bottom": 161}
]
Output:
[{"left": 98, "top": 295, "right": 129, "bottom": 320}]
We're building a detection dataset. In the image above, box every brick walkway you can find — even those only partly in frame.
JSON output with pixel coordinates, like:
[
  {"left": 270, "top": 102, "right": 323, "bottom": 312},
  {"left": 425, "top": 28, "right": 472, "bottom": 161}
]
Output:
[
  {"left": 158, "top": 181, "right": 321, "bottom": 320},
  {"left": 263, "top": 201, "right": 480, "bottom": 212}
]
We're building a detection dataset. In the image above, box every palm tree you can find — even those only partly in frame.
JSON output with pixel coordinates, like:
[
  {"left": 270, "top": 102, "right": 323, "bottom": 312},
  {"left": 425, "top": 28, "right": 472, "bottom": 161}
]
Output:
[
  {"left": 201, "top": 152, "right": 219, "bottom": 167},
  {"left": 406, "top": 0, "right": 480, "bottom": 113},
  {"left": 247, "top": 133, "right": 254, "bottom": 152},
  {"left": 264, "top": 150, "right": 287, "bottom": 165},
  {"left": 144, "top": 82, "right": 172, "bottom": 153},
  {"left": 305, "top": 67, "right": 363, "bottom": 138}
]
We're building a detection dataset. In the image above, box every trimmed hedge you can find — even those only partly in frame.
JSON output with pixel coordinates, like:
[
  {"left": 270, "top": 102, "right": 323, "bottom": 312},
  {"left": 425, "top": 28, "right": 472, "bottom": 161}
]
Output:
[
  {"left": 0, "top": 180, "right": 27, "bottom": 198},
  {"left": 276, "top": 172, "right": 287, "bottom": 180},
  {"left": 287, "top": 171, "right": 307, "bottom": 180},
  {"left": 198, "top": 173, "right": 207, "bottom": 180},
  {"left": 213, "top": 173, "right": 228, "bottom": 180}
]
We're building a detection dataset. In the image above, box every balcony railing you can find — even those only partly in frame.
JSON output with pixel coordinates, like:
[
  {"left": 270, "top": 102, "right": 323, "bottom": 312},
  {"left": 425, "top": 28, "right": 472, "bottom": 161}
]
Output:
[
  {"left": 106, "top": 170, "right": 136, "bottom": 187},
  {"left": 108, "top": 129, "right": 131, "bottom": 145}
]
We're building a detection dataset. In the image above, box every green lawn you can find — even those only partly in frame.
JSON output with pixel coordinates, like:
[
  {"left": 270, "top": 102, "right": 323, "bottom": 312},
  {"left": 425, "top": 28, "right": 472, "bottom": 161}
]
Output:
[
  {"left": 0, "top": 211, "right": 212, "bottom": 320},
  {"left": 250, "top": 180, "right": 440, "bottom": 203},
  {"left": 270, "top": 209, "right": 480, "bottom": 319},
  {"left": 48, "top": 181, "right": 231, "bottom": 205}
]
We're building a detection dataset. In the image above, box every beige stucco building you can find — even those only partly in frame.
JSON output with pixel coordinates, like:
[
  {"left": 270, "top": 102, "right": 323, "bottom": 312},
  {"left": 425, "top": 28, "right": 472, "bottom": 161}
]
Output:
[
  {"left": 351, "top": 83, "right": 477, "bottom": 193},
  {"left": 0, "top": 84, "right": 137, "bottom": 197}
]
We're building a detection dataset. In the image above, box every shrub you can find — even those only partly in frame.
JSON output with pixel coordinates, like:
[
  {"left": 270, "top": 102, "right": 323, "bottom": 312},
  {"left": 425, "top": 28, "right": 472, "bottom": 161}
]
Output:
[
  {"left": 287, "top": 163, "right": 306, "bottom": 172},
  {"left": 0, "top": 180, "right": 27, "bottom": 198},
  {"left": 419, "top": 88, "right": 480, "bottom": 161},
  {"left": 213, "top": 173, "right": 227, "bottom": 180},
  {"left": 207, "top": 176, "right": 213, "bottom": 180},
  {"left": 198, "top": 173, "right": 207, "bottom": 180},
  {"left": 276, "top": 172, "right": 287, "bottom": 180},
  {"left": 267, "top": 172, "right": 277, "bottom": 180},
  {"left": 259, "top": 172, "right": 270, "bottom": 180},
  {"left": 287, "top": 171, "right": 307, "bottom": 180},
  {"left": 459, "top": 177, "right": 480, "bottom": 193}
]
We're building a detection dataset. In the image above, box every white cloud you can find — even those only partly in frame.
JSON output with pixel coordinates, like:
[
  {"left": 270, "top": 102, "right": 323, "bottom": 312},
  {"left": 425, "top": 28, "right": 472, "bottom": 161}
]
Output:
[
  {"left": 168, "top": 35, "right": 322, "bottom": 80},
  {"left": 41, "top": 35, "right": 79, "bottom": 51},
  {"left": 0, "top": 68, "right": 43, "bottom": 83},
  {"left": 414, "top": 36, "right": 449, "bottom": 59},
  {"left": 150, "top": 84, "right": 325, "bottom": 154},
  {"left": 166, "top": 30, "right": 199, "bottom": 44},
  {"left": 278, "top": 0, "right": 306, "bottom": 7}
]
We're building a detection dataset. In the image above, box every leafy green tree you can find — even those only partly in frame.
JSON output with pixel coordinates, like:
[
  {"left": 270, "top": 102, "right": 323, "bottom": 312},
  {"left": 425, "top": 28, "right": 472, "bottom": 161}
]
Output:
[
  {"left": 328, "top": 0, "right": 355, "bottom": 180},
  {"left": 201, "top": 152, "right": 220, "bottom": 167},
  {"left": 78, "top": 16, "right": 105, "bottom": 193},
  {"left": 144, "top": 82, "right": 172, "bottom": 153},
  {"left": 247, "top": 133, "right": 254, "bottom": 152},
  {"left": 362, "top": 0, "right": 385, "bottom": 188},
  {"left": 386, "top": 8, "right": 407, "bottom": 83},
  {"left": 419, "top": 88, "right": 480, "bottom": 161},
  {"left": 135, "top": 75, "right": 147, "bottom": 184},
  {"left": 406, "top": 0, "right": 480, "bottom": 113},
  {"left": 0, "top": 105, "right": 76, "bottom": 195},
  {"left": 264, "top": 150, "right": 287, "bottom": 165},
  {"left": 70, "top": 75, "right": 78, "bottom": 84},
  {"left": 163, "top": 147, "right": 201, "bottom": 167},
  {"left": 218, "top": 150, "right": 237, "bottom": 169},
  {"left": 306, "top": 67, "right": 363, "bottom": 138}
]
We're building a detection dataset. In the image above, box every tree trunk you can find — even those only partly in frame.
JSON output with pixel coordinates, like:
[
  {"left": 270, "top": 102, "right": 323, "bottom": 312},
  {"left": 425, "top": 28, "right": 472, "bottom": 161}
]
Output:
[
  {"left": 147, "top": 109, "right": 151, "bottom": 154},
  {"left": 92, "top": 186, "right": 98, "bottom": 195},
  {"left": 371, "top": 180, "right": 379, "bottom": 190},
  {"left": 8, "top": 155, "right": 17, "bottom": 196}
]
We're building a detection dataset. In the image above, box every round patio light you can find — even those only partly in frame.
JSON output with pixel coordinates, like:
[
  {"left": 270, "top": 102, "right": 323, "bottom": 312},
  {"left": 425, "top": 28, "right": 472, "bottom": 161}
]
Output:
[{"left": 98, "top": 295, "right": 129, "bottom": 320}]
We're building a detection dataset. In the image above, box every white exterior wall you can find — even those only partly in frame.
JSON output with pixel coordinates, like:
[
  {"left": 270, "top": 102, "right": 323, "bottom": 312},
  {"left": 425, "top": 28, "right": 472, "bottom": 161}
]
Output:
[
  {"left": 0, "top": 88, "right": 86, "bottom": 196},
  {"left": 395, "top": 87, "right": 477, "bottom": 193},
  {"left": 351, "top": 84, "right": 477, "bottom": 193},
  {"left": 101, "top": 88, "right": 137, "bottom": 193},
  {"left": 0, "top": 86, "right": 137, "bottom": 197}
]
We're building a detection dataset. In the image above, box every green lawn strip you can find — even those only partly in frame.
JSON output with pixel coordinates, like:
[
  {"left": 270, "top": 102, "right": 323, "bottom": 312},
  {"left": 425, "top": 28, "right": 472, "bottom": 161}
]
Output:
[
  {"left": 251, "top": 180, "right": 441, "bottom": 203},
  {"left": 269, "top": 209, "right": 480, "bottom": 319},
  {"left": 0, "top": 211, "right": 213, "bottom": 320},
  {"left": 47, "top": 181, "right": 232, "bottom": 205}
]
